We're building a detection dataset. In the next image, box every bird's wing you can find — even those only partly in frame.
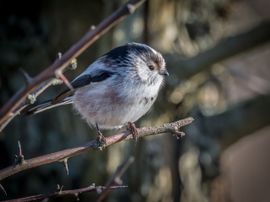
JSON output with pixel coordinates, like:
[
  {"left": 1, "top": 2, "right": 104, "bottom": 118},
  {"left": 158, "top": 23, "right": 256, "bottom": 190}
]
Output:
[
  {"left": 53, "top": 69, "right": 115, "bottom": 103},
  {"left": 23, "top": 69, "right": 115, "bottom": 115}
]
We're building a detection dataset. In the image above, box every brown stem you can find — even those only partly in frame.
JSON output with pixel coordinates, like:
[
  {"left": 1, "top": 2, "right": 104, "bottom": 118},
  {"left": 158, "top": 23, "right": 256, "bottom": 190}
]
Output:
[
  {"left": 0, "top": 117, "right": 194, "bottom": 181},
  {"left": 3, "top": 185, "right": 127, "bottom": 202},
  {"left": 0, "top": 0, "right": 146, "bottom": 132}
]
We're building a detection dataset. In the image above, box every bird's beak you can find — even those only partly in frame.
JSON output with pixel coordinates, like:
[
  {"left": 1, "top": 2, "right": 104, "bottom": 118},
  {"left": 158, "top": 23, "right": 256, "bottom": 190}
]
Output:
[{"left": 159, "top": 69, "right": 169, "bottom": 76}]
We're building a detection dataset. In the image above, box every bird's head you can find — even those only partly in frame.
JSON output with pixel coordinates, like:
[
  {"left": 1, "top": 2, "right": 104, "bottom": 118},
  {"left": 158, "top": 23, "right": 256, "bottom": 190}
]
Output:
[{"left": 102, "top": 42, "right": 168, "bottom": 85}]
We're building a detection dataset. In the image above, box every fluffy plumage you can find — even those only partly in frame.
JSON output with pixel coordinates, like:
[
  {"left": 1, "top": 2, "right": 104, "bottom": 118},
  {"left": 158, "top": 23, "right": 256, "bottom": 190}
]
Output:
[{"left": 24, "top": 42, "right": 168, "bottom": 129}]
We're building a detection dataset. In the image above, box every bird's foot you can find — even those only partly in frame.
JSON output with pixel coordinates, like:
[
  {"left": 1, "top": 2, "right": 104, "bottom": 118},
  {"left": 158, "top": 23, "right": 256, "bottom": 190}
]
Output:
[
  {"left": 126, "top": 122, "right": 139, "bottom": 141},
  {"left": 170, "top": 126, "right": 186, "bottom": 139},
  {"left": 95, "top": 123, "right": 106, "bottom": 150}
]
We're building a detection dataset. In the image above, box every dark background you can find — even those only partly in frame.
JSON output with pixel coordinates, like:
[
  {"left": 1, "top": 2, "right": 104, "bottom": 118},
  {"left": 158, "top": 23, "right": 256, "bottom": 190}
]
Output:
[{"left": 0, "top": 0, "right": 270, "bottom": 201}]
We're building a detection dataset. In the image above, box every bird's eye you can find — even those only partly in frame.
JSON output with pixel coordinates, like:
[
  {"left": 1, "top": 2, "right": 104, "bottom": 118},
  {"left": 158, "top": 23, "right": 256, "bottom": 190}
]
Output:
[{"left": 148, "top": 64, "right": 155, "bottom": 71}]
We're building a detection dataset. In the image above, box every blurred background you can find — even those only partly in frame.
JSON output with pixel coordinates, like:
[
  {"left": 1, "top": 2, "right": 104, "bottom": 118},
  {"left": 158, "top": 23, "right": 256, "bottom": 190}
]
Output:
[{"left": 0, "top": 0, "right": 270, "bottom": 201}]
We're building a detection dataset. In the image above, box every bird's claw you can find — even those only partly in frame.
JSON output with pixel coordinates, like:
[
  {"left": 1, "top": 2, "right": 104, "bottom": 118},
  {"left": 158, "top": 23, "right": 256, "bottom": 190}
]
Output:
[
  {"left": 170, "top": 126, "right": 185, "bottom": 139},
  {"left": 127, "top": 122, "right": 139, "bottom": 141},
  {"left": 95, "top": 123, "right": 106, "bottom": 150}
]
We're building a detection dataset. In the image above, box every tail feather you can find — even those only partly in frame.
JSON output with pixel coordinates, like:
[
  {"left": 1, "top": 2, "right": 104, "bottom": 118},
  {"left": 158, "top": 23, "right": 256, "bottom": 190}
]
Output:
[{"left": 23, "top": 97, "right": 73, "bottom": 115}]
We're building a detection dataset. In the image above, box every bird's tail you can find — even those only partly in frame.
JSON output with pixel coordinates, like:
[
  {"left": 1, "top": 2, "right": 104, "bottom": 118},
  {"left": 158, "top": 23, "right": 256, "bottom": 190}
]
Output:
[{"left": 22, "top": 97, "right": 73, "bottom": 115}]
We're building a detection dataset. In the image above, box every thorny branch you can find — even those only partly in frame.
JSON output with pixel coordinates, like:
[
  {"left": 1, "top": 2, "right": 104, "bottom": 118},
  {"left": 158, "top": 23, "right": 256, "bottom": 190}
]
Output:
[
  {"left": 0, "top": 117, "right": 194, "bottom": 181},
  {"left": 3, "top": 184, "right": 127, "bottom": 202},
  {"left": 3, "top": 156, "right": 134, "bottom": 201},
  {"left": 3, "top": 157, "right": 134, "bottom": 201},
  {"left": 0, "top": 0, "right": 146, "bottom": 133}
]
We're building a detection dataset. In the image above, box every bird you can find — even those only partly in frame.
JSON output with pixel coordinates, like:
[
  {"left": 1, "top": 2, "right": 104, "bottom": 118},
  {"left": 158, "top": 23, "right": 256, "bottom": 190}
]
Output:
[{"left": 24, "top": 42, "right": 169, "bottom": 139}]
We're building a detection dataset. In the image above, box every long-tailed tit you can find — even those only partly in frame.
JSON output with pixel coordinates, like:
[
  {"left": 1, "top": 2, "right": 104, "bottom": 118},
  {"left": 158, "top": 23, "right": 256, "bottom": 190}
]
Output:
[{"left": 25, "top": 42, "right": 169, "bottom": 136}]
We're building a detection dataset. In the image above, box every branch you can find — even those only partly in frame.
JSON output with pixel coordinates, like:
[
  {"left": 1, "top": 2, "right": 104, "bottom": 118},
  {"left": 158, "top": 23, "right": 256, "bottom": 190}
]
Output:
[
  {"left": 4, "top": 157, "right": 133, "bottom": 201},
  {"left": 0, "top": 117, "right": 194, "bottom": 181},
  {"left": 0, "top": 0, "right": 146, "bottom": 132},
  {"left": 4, "top": 158, "right": 134, "bottom": 201},
  {"left": 3, "top": 185, "right": 127, "bottom": 202}
]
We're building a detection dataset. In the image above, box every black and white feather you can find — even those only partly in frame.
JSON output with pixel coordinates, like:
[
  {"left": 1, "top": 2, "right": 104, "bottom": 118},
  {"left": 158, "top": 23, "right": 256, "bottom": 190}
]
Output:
[{"left": 24, "top": 42, "right": 168, "bottom": 129}]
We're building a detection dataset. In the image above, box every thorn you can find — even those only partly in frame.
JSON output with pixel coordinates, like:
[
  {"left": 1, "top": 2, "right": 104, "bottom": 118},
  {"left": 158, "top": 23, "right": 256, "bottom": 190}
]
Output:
[
  {"left": 0, "top": 184, "right": 7, "bottom": 197},
  {"left": 19, "top": 69, "right": 32, "bottom": 84},
  {"left": 126, "top": 4, "right": 135, "bottom": 14},
  {"left": 75, "top": 193, "right": 80, "bottom": 201},
  {"left": 90, "top": 25, "right": 96, "bottom": 30},
  {"left": 114, "top": 177, "right": 122, "bottom": 185},
  {"left": 63, "top": 158, "right": 69, "bottom": 175},
  {"left": 18, "top": 141, "right": 23, "bottom": 156},
  {"left": 56, "top": 184, "right": 63, "bottom": 193},
  {"left": 95, "top": 186, "right": 103, "bottom": 194},
  {"left": 55, "top": 70, "right": 74, "bottom": 91},
  {"left": 14, "top": 141, "right": 25, "bottom": 165},
  {"left": 58, "top": 52, "right": 62, "bottom": 59},
  {"left": 70, "top": 58, "right": 77, "bottom": 70}
]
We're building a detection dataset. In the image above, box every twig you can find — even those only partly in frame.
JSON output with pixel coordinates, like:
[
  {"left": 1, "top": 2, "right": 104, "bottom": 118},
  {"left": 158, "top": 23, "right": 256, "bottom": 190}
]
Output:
[
  {"left": 62, "top": 158, "right": 69, "bottom": 175},
  {"left": 2, "top": 184, "right": 127, "bottom": 202},
  {"left": 14, "top": 141, "right": 25, "bottom": 165},
  {"left": 0, "top": 78, "right": 56, "bottom": 132},
  {"left": 96, "top": 157, "right": 134, "bottom": 202},
  {"left": 0, "top": 0, "right": 146, "bottom": 133},
  {"left": 19, "top": 69, "right": 32, "bottom": 85},
  {"left": 0, "top": 184, "right": 7, "bottom": 197},
  {"left": 0, "top": 117, "right": 194, "bottom": 181}
]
